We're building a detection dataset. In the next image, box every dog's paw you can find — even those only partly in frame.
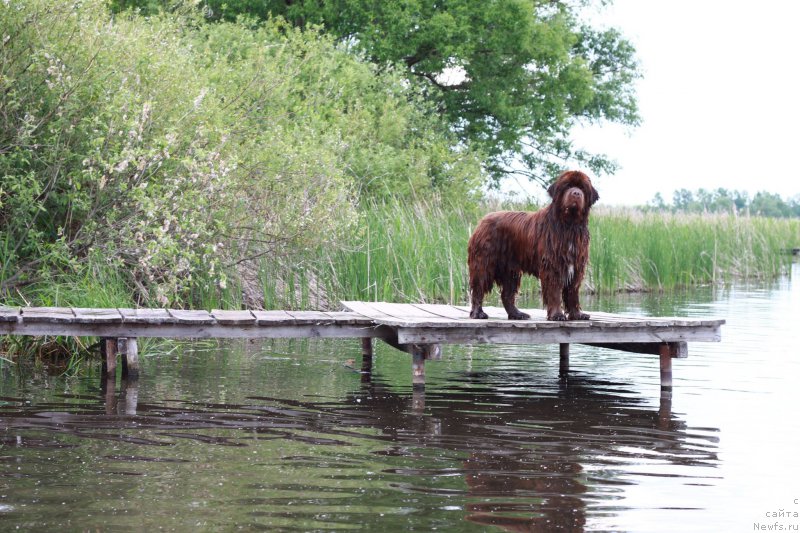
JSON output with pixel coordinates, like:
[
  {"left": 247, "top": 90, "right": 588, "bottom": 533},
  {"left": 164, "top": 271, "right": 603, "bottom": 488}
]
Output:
[
  {"left": 507, "top": 311, "right": 530, "bottom": 320},
  {"left": 548, "top": 311, "right": 567, "bottom": 321},
  {"left": 568, "top": 311, "right": 590, "bottom": 320},
  {"left": 470, "top": 309, "right": 489, "bottom": 319}
]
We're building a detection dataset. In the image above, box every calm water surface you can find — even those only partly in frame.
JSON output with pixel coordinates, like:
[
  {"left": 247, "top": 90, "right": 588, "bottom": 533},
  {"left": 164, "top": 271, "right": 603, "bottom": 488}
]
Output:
[{"left": 1, "top": 264, "right": 799, "bottom": 531}]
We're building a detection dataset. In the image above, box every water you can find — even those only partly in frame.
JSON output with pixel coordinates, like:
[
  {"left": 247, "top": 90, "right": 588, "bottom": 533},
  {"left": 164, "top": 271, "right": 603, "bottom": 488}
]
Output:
[{"left": 1, "top": 265, "right": 799, "bottom": 531}]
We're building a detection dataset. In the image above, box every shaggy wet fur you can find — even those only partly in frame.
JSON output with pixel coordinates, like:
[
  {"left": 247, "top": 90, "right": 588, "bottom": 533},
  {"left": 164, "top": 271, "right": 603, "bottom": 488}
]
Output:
[{"left": 468, "top": 170, "right": 599, "bottom": 321}]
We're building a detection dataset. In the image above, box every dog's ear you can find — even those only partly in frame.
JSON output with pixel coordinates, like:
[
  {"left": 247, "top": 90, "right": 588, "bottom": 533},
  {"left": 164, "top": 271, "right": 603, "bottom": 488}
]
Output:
[
  {"left": 590, "top": 185, "right": 600, "bottom": 206},
  {"left": 547, "top": 181, "right": 558, "bottom": 199}
]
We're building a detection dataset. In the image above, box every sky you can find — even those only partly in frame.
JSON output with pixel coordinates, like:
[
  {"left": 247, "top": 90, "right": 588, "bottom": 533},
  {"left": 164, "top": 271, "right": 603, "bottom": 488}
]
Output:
[{"left": 505, "top": 0, "right": 800, "bottom": 206}]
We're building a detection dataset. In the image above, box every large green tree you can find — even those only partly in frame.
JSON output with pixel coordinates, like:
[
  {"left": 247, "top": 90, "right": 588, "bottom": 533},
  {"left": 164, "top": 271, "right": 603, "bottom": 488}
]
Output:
[{"left": 113, "top": 0, "right": 641, "bottom": 187}]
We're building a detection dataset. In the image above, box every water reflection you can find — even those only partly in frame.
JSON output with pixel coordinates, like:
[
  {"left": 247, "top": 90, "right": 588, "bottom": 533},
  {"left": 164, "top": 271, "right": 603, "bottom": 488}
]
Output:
[
  {"left": 338, "top": 376, "right": 716, "bottom": 531},
  {"left": 1, "top": 366, "right": 719, "bottom": 531}
]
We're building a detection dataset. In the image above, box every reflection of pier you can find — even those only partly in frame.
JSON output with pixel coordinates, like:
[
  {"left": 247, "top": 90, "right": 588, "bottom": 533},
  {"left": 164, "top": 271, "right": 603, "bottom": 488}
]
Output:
[
  {"left": 0, "top": 367, "right": 718, "bottom": 531},
  {"left": 332, "top": 376, "right": 716, "bottom": 531},
  {"left": 0, "top": 302, "right": 724, "bottom": 390}
]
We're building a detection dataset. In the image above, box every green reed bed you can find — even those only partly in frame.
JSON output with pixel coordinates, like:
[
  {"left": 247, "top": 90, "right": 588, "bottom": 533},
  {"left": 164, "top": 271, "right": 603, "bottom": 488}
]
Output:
[
  {"left": 310, "top": 204, "right": 799, "bottom": 305},
  {"left": 589, "top": 210, "right": 798, "bottom": 291},
  {"left": 315, "top": 201, "right": 476, "bottom": 304}
]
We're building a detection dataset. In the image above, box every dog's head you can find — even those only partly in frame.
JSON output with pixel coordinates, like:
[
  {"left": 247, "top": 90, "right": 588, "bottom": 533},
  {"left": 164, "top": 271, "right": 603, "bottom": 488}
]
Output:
[{"left": 547, "top": 170, "right": 599, "bottom": 223}]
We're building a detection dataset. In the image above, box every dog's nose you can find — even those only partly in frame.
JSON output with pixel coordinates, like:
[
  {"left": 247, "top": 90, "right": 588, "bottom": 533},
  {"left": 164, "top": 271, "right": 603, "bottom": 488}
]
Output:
[{"left": 571, "top": 189, "right": 583, "bottom": 197}]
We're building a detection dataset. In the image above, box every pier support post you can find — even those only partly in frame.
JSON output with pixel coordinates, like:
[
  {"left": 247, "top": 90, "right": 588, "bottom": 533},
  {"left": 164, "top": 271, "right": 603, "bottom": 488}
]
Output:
[
  {"left": 360, "top": 338, "right": 373, "bottom": 380},
  {"left": 102, "top": 338, "right": 117, "bottom": 379},
  {"left": 659, "top": 343, "right": 673, "bottom": 390},
  {"left": 118, "top": 337, "right": 140, "bottom": 380},
  {"left": 411, "top": 348, "right": 426, "bottom": 390},
  {"left": 408, "top": 343, "right": 441, "bottom": 391},
  {"left": 559, "top": 343, "right": 570, "bottom": 378}
]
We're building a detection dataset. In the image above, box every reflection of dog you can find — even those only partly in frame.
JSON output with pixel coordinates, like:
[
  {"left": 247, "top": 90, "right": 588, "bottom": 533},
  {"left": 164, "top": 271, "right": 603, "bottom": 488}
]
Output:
[{"left": 468, "top": 170, "right": 599, "bottom": 321}]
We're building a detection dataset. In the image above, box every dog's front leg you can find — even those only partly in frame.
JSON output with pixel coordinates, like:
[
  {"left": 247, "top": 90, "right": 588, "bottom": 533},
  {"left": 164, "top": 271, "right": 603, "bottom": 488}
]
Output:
[
  {"left": 541, "top": 271, "right": 566, "bottom": 321},
  {"left": 564, "top": 284, "right": 589, "bottom": 320}
]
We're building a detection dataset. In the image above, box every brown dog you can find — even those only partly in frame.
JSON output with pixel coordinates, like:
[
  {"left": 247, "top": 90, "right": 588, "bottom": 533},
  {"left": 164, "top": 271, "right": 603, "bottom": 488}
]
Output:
[{"left": 468, "top": 170, "right": 599, "bottom": 321}]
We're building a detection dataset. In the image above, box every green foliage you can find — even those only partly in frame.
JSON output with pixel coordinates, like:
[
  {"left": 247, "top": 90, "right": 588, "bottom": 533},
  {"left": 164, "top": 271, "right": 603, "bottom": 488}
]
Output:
[
  {"left": 1, "top": 0, "right": 482, "bottom": 306},
  {"left": 111, "top": 0, "right": 641, "bottom": 186}
]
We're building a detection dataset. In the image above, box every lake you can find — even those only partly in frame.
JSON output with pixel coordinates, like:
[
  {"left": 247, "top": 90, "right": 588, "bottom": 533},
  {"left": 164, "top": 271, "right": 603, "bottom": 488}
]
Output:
[{"left": 1, "top": 262, "right": 798, "bottom": 531}]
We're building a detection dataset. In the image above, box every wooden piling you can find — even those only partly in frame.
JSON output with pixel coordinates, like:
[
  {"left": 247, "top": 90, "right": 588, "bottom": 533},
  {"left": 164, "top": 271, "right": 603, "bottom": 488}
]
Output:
[
  {"left": 360, "top": 337, "right": 373, "bottom": 378},
  {"left": 659, "top": 343, "right": 673, "bottom": 389},
  {"left": 118, "top": 337, "right": 139, "bottom": 379},
  {"left": 411, "top": 347, "right": 425, "bottom": 390},
  {"left": 103, "top": 338, "right": 117, "bottom": 379},
  {"left": 559, "top": 343, "right": 570, "bottom": 377}
]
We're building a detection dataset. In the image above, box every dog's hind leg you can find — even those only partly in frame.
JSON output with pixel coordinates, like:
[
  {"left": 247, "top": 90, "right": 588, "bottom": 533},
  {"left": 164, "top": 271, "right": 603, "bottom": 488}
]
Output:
[
  {"left": 501, "top": 271, "right": 529, "bottom": 320},
  {"left": 469, "top": 277, "right": 490, "bottom": 319}
]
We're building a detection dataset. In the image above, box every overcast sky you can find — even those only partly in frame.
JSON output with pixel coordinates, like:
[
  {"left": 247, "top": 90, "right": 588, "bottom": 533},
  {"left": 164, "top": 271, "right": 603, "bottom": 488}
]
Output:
[{"left": 506, "top": 0, "right": 800, "bottom": 206}]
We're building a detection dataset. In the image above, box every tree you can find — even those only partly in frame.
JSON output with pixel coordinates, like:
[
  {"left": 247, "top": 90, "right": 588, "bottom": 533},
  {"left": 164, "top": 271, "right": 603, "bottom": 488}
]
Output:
[
  {"left": 113, "top": 0, "right": 641, "bottom": 188},
  {"left": 672, "top": 189, "right": 695, "bottom": 212},
  {"left": 647, "top": 192, "right": 667, "bottom": 211},
  {"left": 750, "top": 192, "right": 790, "bottom": 218}
]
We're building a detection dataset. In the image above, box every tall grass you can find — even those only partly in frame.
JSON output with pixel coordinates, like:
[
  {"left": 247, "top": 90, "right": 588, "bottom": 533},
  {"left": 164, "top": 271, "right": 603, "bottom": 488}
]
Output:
[
  {"left": 315, "top": 200, "right": 476, "bottom": 304},
  {"left": 301, "top": 203, "right": 799, "bottom": 307},
  {"left": 588, "top": 209, "right": 798, "bottom": 291}
]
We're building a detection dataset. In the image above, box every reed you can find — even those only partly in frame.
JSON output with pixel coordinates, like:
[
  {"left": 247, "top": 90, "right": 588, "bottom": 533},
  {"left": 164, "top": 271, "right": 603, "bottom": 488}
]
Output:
[
  {"left": 315, "top": 200, "right": 476, "bottom": 304},
  {"left": 308, "top": 203, "right": 799, "bottom": 305}
]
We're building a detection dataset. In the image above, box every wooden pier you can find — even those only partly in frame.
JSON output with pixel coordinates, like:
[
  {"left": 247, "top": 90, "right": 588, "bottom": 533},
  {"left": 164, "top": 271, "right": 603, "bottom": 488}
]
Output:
[{"left": 0, "top": 302, "right": 724, "bottom": 390}]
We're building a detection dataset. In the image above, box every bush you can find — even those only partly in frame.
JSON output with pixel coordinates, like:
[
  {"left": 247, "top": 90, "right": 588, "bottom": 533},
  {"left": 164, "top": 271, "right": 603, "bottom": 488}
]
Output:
[{"left": 0, "top": 0, "right": 483, "bottom": 306}]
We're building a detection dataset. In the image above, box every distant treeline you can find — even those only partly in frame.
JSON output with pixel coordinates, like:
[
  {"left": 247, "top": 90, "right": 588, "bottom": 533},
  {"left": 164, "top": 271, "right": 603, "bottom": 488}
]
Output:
[{"left": 647, "top": 189, "right": 800, "bottom": 218}]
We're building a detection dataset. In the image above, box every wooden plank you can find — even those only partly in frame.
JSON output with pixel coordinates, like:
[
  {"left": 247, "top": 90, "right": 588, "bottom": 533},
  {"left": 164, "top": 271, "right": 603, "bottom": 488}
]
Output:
[
  {"left": 365, "top": 302, "right": 456, "bottom": 326},
  {"left": 345, "top": 301, "right": 549, "bottom": 328},
  {"left": 21, "top": 307, "right": 77, "bottom": 323},
  {"left": 252, "top": 310, "right": 297, "bottom": 326},
  {"left": 317, "top": 311, "right": 375, "bottom": 326},
  {"left": 71, "top": 308, "right": 123, "bottom": 324},
  {"left": 211, "top": 310, "right": 256, "bottom": 325},
  {"left": 341, "top": 301, "right": 417, "bottom": 327},
  {"left": 118, "top": 308, "right": 172, "bottom": 324},
  {"left": 166, "top": 309, "right": 215, "bottom": 325},
  {"left": 396, "top": 324, "right": 722, "bottom": 345},
  {"left": 410, "top": 303, "right": 470, "bottom": 320},
  {"left": 452, "top": 305, "right": 559, "bottom": 327},
  {"left": 588, "top": 311, "right": 724, "bottom": 327},
  {"left": 0, "top": 306, "right": 20, "bottom": 323},
  {"left": 466, "top": 305, "right": 594, "bottom": 329},
  {"left": 0, "top": 321, "right": 397, "bottom": 340},
  {"left": 285, "top": 310, "right": 348, "bottom": 325},
  {"left": 583, "top": 341, "right": 688, "bottom": 358}
]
